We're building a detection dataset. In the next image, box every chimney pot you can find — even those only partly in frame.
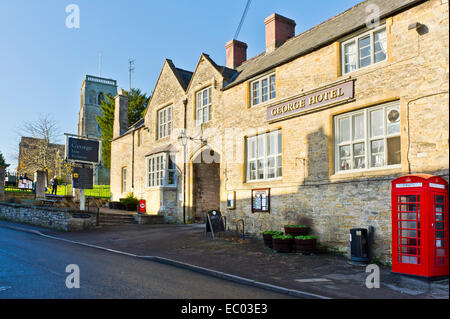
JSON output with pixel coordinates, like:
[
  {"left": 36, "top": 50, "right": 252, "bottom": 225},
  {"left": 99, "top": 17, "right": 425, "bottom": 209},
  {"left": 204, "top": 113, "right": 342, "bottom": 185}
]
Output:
[
  {"left": 264, "top": 13, "right": 296, "bottom": 53},
  {"left": 225, "top": 39, "right": 248, "bottom": 69}
]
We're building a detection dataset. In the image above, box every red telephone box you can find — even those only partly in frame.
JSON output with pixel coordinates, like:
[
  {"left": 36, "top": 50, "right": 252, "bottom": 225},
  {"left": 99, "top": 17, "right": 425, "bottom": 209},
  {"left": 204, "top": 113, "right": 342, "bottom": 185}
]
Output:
[{"left": 392, "top": 174, "right": 448, "bottom": 278}]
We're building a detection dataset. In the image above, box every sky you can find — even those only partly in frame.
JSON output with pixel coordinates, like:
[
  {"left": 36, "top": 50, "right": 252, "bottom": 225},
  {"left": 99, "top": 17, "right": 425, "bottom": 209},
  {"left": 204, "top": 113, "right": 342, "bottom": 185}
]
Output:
[{"left": 0, "top": 0, "right": 362, "bottom": 169}]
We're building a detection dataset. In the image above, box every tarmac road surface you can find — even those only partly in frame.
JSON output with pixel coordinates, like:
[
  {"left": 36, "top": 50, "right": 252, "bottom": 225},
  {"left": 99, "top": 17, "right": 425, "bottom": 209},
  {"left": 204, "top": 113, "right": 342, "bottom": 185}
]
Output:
[{"left": 0, "top": 227, "right": 294, "bottom": 299}]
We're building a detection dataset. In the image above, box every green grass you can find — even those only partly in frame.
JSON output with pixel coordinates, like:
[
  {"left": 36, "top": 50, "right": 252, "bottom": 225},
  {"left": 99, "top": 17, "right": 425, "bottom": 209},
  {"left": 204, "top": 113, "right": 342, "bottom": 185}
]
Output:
[{"left": 46, "top": 184, "right": 111, "bottom": 198}]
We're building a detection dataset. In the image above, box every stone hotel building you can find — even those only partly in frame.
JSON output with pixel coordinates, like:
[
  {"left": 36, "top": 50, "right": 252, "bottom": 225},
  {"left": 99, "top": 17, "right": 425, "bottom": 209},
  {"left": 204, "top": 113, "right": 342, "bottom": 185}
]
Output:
[{"left": 111, "top": 0, "right": 449, "bottom": 261}]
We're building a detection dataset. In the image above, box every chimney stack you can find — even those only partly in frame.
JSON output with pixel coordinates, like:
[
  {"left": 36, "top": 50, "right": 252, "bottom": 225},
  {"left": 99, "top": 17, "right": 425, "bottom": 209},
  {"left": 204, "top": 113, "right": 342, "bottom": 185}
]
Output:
[
  {"left": 264, "top": 13, "right": 296, "bottom": 53},
  {"left": 225, "top": 39, "right": 248, "bottom": 69},
  {"left": 113, "top": 89, "right": 129, "bottom": 139}
]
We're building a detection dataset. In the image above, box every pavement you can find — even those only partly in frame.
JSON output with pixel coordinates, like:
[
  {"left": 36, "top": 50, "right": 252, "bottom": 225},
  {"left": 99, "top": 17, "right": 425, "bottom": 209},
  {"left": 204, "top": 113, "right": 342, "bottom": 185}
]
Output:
[{"left": 0, "top": 220, "right": 448, "bottom": 299}]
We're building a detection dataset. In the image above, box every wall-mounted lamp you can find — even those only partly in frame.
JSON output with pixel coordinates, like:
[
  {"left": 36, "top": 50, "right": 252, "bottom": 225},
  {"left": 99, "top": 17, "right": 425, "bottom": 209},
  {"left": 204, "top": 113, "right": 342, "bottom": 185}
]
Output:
[{"left": 408, "top": 22, "right": 424, "bottom": 31}]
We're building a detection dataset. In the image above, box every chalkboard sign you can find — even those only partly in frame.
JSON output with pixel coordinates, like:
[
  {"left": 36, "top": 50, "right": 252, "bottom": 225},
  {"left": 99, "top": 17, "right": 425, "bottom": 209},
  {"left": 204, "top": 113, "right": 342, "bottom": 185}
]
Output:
[
  {"left": 72, "top": 167, "right": 93, "bottom": 190},
  {"left": 67, "top": 137, "right": 100, "bottom": 164},
  {"left": 205, "top": 210, "right": 225, "bottom": 233}
]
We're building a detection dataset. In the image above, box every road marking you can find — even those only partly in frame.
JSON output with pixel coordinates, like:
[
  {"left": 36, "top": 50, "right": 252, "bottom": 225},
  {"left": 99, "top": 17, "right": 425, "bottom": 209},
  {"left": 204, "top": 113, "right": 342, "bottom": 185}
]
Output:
[
  {"left": 0, "top": 286, "right": 12, "bottom": 292},
  {"left": 295, "top": 278, "right": 331, "bottom": 283}
]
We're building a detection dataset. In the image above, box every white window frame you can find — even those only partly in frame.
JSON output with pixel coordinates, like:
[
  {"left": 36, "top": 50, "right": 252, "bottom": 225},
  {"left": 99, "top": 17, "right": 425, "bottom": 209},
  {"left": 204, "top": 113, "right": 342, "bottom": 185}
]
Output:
[
  {"left": 122, "top": 167, "right": 127, "bottom": 193},
  {"left": 196, "top": 86, "right": 212, "bottom": 125},
  {"left": 250, "top": 73, "right": 276, "bottom": 107},
  {"left": 246, "top": 130, "right": 282, "bottom": 182},
  {"left": 157, "top": 105, "right": 173, "bottom": 139},
  {"left": 341, "top": 25, "right": 387, "bottom": 75},
  {"left": 146, "top": 153, "right": 177, "bottom": 188},
  {"left": 334, "top": 101, "right": 401, "bottom": 174}
]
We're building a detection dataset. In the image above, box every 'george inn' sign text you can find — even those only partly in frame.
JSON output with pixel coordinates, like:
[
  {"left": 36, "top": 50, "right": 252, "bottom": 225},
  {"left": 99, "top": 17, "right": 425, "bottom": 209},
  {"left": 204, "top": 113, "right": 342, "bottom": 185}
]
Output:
[{"left": 267, "top": 80, "right": 355, "bottom": 121}]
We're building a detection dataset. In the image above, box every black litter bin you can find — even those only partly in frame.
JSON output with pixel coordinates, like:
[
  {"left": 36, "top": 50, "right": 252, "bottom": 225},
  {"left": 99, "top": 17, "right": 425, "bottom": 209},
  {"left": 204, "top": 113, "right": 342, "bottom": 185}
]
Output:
[{"left": 350, "top": 228, "right": 369, "bottom": 264}]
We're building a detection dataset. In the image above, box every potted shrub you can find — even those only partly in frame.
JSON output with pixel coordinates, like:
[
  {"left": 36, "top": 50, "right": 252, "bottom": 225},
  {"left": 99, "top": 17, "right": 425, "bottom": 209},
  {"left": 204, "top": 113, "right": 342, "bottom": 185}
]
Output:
[
  {"left": 294, "top": 235, "right": 317, "bottom": 254},
  {"left": 109, "top": 201, "right": 124, "bottom": 210},
  {"left": 262, "top": 231, "right": 283, "bottom": 248},
  {"left": 284, "top": 224, "right": 310, "bottom": 237},
  {"left": 121, "top": 193, "right": 139, "bottom": 211},
  {"left": 272, "top": 234, "right": 294, "bottom": 253}
]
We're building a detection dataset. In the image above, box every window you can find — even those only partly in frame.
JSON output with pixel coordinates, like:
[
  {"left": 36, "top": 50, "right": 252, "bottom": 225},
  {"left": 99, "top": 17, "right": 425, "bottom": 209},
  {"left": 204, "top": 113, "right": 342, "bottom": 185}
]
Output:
[
  {"left": 334, "top": 101, "right": 401, "bottom": 173},
  {"left": 158, "top": 105, "right": 173, "bottom": 139},
  {"left": 246, "top": 130, "right": 282, "bottom": 181},
  {"left": 250, "top": 73, "right": 276, "bottom": 106},
  {"left": 137, "top": 129, "right": 141, "bottom": 147},
  {"left": 122, "top": 167, "right": 127, "bottom": 193},
  {"left": 196, "top": 87, "right": 212, "bottom": 125},
  {"left": 341, "top": 26, "right": 387, "bottom": 74},
  {"left": 147, "top": 153, "right": 177, "bottom": 187},
  {"left": 98, "top": 92, "right": 105, "bottom": 105}
]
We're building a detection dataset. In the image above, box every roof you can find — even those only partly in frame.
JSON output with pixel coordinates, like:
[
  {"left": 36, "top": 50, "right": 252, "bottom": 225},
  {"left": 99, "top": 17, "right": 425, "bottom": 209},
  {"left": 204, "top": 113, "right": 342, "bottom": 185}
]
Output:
[
  {"left": 145, "top": 144, "right": 179, "bottom": 157},
  {"left": 123, "top": 118, "right": 145, "bottom": 135},
  {"left": 224, "top": 0, "right": 426, "bottom": 90}
]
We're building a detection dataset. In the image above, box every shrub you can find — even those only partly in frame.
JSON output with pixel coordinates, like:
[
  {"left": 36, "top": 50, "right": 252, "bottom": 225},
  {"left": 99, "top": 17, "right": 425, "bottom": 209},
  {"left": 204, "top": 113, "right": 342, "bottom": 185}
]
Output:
[
  {"left": 121, "top": 193, "right": 139, "bottom": 206},
  {"left": 262, "top": 230, "right": 283, "bottom": 236},
  {"left": 295, "top": 235, "right": 317, "bottom": 240},
  {"left": 272, "top": 234, "right": 293, "bottom": 240}
]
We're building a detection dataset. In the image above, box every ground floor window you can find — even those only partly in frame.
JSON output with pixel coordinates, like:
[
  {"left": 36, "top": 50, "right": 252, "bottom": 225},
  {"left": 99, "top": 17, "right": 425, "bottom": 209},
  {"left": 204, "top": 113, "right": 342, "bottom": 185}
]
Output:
[
  {"left": 147, "top": 153, "right": 177, "bottom": 187},
  {"left": 334, "top": 100, "right": 401, "bottom": 173},
  {"left": 246, "top": 130, "right": 282, "bottom": 181},
  {"left": 122, "top": 167, "right": 127, "bottom": 193}
]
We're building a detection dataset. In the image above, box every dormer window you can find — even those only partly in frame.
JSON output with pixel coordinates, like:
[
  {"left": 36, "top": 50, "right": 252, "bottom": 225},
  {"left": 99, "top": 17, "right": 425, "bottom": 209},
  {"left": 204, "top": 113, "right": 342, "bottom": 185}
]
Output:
[
  {"left": 341, "top": 26, "right": 387, "bottom": 75},
  {"left": 250, "top": 73, "right": 276, "bottom": 106},
  {"left": 196, "top": 87, "right": 212, "bottom": 125}
]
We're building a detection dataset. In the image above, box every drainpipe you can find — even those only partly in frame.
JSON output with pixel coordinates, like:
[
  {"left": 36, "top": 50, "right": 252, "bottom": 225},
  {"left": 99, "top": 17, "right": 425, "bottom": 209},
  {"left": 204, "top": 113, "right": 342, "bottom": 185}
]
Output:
[{"left": 183, "top": 98, "right": 188, "bottom": 224}]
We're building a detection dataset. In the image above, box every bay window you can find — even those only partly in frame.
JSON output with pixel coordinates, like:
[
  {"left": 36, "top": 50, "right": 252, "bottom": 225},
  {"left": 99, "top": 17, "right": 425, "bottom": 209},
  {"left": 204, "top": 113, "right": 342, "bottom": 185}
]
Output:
[
  {"left": 247, "top": 130, "right": 282, "bottom": 181},
  {"left": 147, "top": 153, "right": 177, "bottom": 187},
  {"left": 335, "top": 101, "right": 401, "bottom": 173},
  {"left": 341, "top": 26, "right": 387, "bottom": 74}
]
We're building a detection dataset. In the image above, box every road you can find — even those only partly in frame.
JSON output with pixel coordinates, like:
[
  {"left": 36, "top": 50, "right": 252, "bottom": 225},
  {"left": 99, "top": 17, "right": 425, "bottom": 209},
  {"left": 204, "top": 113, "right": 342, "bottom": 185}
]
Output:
[{"left": 0, "top": 227, "right": 292, "bottom": 299}]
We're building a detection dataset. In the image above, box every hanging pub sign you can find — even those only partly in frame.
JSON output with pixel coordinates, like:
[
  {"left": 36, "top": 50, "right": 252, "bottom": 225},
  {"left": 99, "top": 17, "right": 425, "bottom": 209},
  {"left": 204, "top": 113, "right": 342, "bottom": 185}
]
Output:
[
  {"left": 252, "top": 188, "right": 270, "bottom": 213},
  {"left": 65, "top": 136, "right": 101, "bottom": 164},
  {"left": 267, "top": 79, "right": 355, "bottom": 122}
]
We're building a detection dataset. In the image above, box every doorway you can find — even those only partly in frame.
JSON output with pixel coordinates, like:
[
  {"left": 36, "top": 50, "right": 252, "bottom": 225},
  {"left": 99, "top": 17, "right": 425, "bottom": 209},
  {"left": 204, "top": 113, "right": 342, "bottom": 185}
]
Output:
[{"left": 192, "top": 148, "right": 220, "bottom": 223}]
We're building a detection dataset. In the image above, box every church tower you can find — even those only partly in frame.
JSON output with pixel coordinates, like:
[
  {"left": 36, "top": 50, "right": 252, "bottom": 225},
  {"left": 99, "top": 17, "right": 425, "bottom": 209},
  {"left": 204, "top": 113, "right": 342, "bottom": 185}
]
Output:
[
  {"left": 78, "top": 75, "right": 118, "bottom": 138},
  {"left": 78, "top": 75, "right": 118, "bottom": 185}
]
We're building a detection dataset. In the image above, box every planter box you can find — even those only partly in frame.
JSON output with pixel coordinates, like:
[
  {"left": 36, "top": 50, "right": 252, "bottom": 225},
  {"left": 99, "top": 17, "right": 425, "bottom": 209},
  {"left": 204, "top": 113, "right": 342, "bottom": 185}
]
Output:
[
  {"left": 294, "top": 238, "right": 317, "bottom": 254},
  {"left": 284, "top": 226, "right": 310, "bottom": 237},
  {"left": 263, "top": 234, "right": 275, "bottom": 248},
  {"left": 273, "top": 238, "right": 293, "bottom": 253}
]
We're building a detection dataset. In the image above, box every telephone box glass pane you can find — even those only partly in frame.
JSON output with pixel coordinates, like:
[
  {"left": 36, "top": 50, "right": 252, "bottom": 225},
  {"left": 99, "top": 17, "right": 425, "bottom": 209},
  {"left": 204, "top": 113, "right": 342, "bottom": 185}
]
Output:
[{"left": 397, "top": 194, "right": 421, "bottom": 265}]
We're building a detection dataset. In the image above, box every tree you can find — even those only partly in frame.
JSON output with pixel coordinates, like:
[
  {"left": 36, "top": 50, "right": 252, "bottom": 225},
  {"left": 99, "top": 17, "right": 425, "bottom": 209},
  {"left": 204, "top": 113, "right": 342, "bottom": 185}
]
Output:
[
  {"left": 97, "top": 89, "right": 149, "bottom": 169},
  {"left": 17, "top": 113, "right": 72, "bottom": 182},
  {"left": 0, "top": 151, "right": 9, "bottom": 168}
]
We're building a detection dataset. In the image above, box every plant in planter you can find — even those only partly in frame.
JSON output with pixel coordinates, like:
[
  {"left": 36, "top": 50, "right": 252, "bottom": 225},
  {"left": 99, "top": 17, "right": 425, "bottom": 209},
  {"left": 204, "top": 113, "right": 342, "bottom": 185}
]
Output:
[
  {"left": 284, "top": 224, "right": 310, "bottom": 237},
  {"left": 262, "top": 231, "right": 283, "bottom": 248},
  {"left": 294, "top": 235, "right": 317, "bottom": 254},
  {"left": 121, "top": 193, "right": 139, "bottom": 211},
  {"left": 272, "top": 234, "right": 294, "bottom": 253}
]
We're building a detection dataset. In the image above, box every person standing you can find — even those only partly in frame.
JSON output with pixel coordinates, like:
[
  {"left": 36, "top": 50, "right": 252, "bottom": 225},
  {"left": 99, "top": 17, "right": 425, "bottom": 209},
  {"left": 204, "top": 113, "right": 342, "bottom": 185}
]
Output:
[{"left": 51, "top": 176, "right": 58, "bottom": 195}]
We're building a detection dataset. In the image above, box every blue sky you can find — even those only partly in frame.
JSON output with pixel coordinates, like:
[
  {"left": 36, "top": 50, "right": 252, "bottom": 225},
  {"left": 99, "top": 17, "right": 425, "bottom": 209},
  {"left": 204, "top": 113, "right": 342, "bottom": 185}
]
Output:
[{"left": 0, "top": 0, "right": 362, "bottom": 168}]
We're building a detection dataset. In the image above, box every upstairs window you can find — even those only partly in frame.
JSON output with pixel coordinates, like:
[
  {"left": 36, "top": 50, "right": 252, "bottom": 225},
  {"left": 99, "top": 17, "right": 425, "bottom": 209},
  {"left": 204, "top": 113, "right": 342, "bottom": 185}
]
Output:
[
  {"left": 341, "top": 26, "right": 387, "bottom": 74},
  {"left": 334, "top": 101, "right": 401, "bottom": 173},
  {"left": 158, "top": 105, "right": 173, "bottom": 139},
  {"left": 98, "top": 92, "right": 105, "bottom": 105},
  {"left": 250, "top": 73, "right": 276, "bottom": 106},
  {"left": 196, "top": 87, "right": 211, "bottom": 125}
]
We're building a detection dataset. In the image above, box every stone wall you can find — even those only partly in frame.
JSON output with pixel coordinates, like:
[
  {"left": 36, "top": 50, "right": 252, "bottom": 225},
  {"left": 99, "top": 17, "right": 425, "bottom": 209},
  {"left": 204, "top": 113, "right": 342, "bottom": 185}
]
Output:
[{"left": 0, "top": 203, "right": 97, "bottom": 231}]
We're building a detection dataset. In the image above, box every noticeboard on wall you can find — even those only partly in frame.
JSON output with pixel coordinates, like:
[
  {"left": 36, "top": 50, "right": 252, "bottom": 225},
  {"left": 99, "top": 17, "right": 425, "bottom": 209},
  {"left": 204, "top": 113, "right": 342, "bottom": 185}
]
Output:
[
  {"left": 251, "top": 188, "right": 270, "bottom": 213},
  {"left": 227, "top": 191, "right": 236, "bottom": 210}
]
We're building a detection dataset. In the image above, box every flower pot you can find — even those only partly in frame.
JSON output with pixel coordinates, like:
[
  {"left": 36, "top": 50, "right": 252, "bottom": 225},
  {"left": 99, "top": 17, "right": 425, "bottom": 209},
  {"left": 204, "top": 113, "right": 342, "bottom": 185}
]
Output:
[
  {"left": 273, "top": 238, "right": 293, "bottom": 253},
  {"left": 284, "top": 226, "right": 310, "bottom": 237},
  {"left": 263, "top": 234, "right": 275, "bottom": 248},
  {"left": 294, "top": 238, "right": 317, "bottom": 254}
]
